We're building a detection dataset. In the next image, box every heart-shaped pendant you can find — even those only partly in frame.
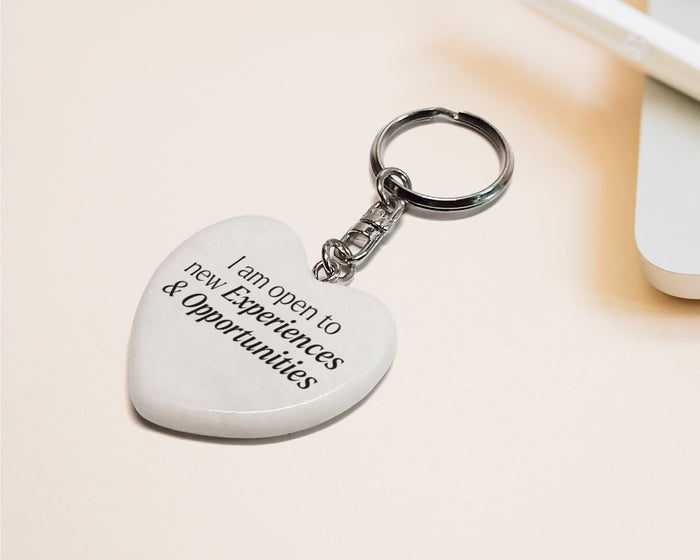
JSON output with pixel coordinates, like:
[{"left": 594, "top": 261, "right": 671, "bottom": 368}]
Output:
[
  {"left": 129, "top": 216, "right": 397, "bottom": 438},
  {"left": 128, "top": 108, "right": 514, "bottom": 438}
]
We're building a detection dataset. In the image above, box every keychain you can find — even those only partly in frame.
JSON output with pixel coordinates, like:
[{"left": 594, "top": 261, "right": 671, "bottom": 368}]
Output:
[{"left": 128, "top": 107, "right": 514, "bottom": 438}]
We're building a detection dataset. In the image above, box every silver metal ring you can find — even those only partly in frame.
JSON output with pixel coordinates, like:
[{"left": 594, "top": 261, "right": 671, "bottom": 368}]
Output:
[
  {"left": 375, "top": 167, "right": 410, "bottom": 209},
  {"left": 370, "top": 107, "right": 514, "bottom": 214}
]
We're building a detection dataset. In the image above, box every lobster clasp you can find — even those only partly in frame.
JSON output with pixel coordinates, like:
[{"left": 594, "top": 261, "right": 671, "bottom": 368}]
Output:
[{"left": 341, "top": 197, "right": 405, "bottom": 265}]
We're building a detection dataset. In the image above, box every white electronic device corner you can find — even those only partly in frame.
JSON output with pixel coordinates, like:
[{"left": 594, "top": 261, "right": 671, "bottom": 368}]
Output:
[
  {"left": 635, "top": 0, "right": 700, "bottom": 299},
  {"left": 523, "top": 0, "right": 700, "bottom": 298}
]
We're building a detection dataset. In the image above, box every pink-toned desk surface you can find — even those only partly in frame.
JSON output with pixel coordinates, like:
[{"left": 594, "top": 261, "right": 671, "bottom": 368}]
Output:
[{"left": 3, "top": 0, "right": 699, "bottom": 558}]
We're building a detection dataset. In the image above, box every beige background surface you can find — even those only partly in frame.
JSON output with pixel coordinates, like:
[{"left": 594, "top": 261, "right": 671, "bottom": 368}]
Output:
[{"left": 3, "top": 0, "right": 700, "bottom": 558}]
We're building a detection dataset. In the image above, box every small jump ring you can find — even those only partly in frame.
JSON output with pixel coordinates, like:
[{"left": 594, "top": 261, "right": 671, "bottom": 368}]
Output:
[
  {"left": 317, "top": 239, "right": 355, "bottom": 283},
  {"left": 375, "top": 167, "right": 411, "bottom": 208},
  {"left": 322, "top": 239, "right": 353, "bottom": 269},
  {"left": 313, "top": 261, "right": 340, "bottom": 283},
  {"left": 369, "top": 107, "right": 514, "bottom": 214}
]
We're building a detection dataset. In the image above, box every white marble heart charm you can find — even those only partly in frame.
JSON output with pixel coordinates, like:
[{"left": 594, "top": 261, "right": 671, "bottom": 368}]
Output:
[{"left": 128, "top": 216, "right": 396, "bottom": 438}]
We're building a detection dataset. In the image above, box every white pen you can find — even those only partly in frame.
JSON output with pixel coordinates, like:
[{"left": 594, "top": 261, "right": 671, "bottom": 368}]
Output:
[{"left": 521, "top": 0, "right": 700, "bottom": 103}]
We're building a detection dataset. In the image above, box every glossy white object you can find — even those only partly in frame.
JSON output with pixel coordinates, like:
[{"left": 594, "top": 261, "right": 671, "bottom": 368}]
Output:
[
  {"left": 128, "top": 216, "right": 396, "bottom": 438},
  {"left": 635, "top": 0, "right": 700, "bottom": 299}
]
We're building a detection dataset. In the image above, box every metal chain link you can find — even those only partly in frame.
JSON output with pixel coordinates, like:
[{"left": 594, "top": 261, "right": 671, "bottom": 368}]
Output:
[{"left": 313, "top": 238, "right": 355, "bottom": 283}]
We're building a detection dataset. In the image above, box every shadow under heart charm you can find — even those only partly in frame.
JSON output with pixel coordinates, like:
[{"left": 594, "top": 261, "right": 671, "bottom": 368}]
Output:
[{"left": 128, "top": 108, "right": 514, "bottom": 438}]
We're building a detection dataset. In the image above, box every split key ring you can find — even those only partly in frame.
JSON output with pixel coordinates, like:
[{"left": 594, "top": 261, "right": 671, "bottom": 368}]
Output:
[
  {"left": 314, "top": 107, "right": 514, "bottom": 283},
  {"left": 370, "top": 107, "right": 514, "bottom": 214}
]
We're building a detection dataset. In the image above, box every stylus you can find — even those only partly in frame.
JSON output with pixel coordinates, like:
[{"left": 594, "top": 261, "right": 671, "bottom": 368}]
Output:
[{"left": 521, "top": 0, "right": 700, "bottom": 103}]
